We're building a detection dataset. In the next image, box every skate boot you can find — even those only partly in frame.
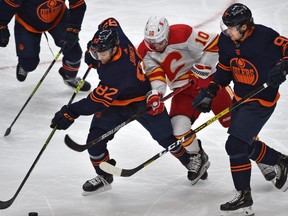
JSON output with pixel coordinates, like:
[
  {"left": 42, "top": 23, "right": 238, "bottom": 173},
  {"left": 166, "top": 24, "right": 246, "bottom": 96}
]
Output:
[
  {"left": 82, "top": 159, "right": 116, "bottom": 196},
  {"left": 185, "top": 140, "right": 210, "bottom": 185},
  {"left": 16, "top": 64, "right": 28, "bottom": 82},
  {"left": 257, "top": 163, "right": 276, "bottom": 181},
  {"left": 274, "top": 153, "right": 288, "bottom": 192},
  {"left": 59, "top": 67, "right": 91, "bottom": 92},
  {"left": 220, "top": 189, "right": 254, "bottom": 216}
]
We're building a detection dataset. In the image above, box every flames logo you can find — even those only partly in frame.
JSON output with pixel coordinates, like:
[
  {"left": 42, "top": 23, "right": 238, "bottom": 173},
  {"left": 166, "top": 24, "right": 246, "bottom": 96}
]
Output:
[
  {"left": 36, "top": 0, "right": 64, "bottom": 23},
  {"left": 231, "top": 58, "right": 258, "bottom": 85}
]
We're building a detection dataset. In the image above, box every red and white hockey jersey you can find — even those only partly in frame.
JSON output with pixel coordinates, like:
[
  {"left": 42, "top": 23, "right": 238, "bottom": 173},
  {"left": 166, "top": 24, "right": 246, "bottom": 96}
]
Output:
[{"left": 138, "top": 24, "right": 219, "bottom": 93}]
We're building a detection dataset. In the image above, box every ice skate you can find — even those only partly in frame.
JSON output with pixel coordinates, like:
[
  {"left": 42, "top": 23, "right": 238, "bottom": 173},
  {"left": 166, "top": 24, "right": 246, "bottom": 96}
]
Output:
[
  {"left": 16, "top": 64, "right": 28, "bottom": 82},
  {"left": 257, "top": 163, "right": 276, "bottom": 181},
  {"left": 59, "top": 67, "right": 91, "bottom": 92},
  {"left": 82, "top": 159, "right": 116, "bottom": 196},
  {"left": 220, "top": 189, "right": 254, "bottom": 216},
  {"left": 185, "top": 140, "right": 210, "bottom": 185},
  {"left": 274, "top": 153, "right": 288, "bottom": 192}
]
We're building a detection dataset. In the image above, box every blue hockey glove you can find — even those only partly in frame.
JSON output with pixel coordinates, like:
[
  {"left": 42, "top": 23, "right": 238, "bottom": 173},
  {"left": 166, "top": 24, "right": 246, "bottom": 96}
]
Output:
[
  {"left": 192, "top": 83, "right": 220, "bottom": 113},
  {"left": 61, "top": 25, "right": 80, "bottom": 52},
  {"left": 268, "top": 58, "right": 288, "bottom": 88},
  {"left": 50, "top": 105, "right": 79, "bottom": 130},
  {"left": 0, "top": 25, "right": 10, "bottom": 47}
]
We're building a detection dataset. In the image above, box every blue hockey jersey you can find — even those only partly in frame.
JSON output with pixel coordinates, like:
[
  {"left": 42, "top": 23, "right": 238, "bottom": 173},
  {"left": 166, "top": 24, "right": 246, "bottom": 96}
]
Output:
[
  {"left": 0, "top": 0, "right": 86, "bottom": 32},
  {"left": 213, "top": 24, "right": 288, "bottom": 107},
  {"left": 69, "top": 18, "right": 151, "bottom": 116}
]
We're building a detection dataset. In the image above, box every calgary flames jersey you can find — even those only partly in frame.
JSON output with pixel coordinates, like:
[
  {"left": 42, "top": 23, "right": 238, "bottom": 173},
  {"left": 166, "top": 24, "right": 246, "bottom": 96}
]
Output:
[{"left": 138, "top": 24, "right": 219, "bottom": 90}]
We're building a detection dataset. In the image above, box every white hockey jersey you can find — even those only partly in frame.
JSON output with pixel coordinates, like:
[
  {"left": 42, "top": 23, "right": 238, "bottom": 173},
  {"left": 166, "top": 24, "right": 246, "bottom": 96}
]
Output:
[{"left": 138, "top": 24, "right": 219, "bottom": 93}]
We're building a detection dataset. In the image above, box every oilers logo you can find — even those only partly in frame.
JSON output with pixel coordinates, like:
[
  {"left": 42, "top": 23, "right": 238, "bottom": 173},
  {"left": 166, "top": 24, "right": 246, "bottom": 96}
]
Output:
[
  {"left": 36, "top": 0, "right": 64, "bottom": 23},
  {"left": 231, "top": 58, "right": 258, "bottom": 85}
]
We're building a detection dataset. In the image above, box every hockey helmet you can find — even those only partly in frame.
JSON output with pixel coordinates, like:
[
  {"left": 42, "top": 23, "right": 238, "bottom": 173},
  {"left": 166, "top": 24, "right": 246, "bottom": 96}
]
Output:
[
  {"left": 144, "top": 16, "right": 169, "bottom": 45},
  {"left": 90, "top": 28, "right": 119, "bottom": 53},
  {"left": 222, "top": 3, "right": 253, "bottom": 27}
]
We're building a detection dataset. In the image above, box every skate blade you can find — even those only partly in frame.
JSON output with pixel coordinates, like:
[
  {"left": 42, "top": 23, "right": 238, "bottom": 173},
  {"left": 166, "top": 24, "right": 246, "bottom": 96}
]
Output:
[
  {"left": 220, "top": 206, "right": 254, "bottom": 216},
  {"left": 191, "top": 161, "right": 210, "bottom": 185},
  {"left": 271, "top": 177, "right": 288, "bottom": 192},
  {"left": 281, "top": 180, "right": 288, "bottom": 192},
  {"left": 82, "top": 184, "right": 112, "bottom": 196}
]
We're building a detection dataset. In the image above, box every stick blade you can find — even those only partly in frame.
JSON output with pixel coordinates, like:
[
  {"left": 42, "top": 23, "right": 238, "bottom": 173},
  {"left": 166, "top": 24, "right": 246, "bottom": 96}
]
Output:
[
  {"left": 64, "top": 135, "right": 86, "bottom": 152},
  {"left": 99, "top": 162, "right": 123, "bottom": 176},
  {"left": 0, "top": 199, "right": 14, "bottom": 209}
]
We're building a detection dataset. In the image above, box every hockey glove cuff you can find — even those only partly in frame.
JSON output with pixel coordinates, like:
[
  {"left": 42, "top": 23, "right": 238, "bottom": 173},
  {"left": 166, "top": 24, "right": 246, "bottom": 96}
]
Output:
[
  {"left": 192, "top": 83, "right": 220, "bottom": 113},
  {"left": 146, "top": 90, "right": 165, "bottom": 116},
  {"left": 61, "top": 25, "right": 80, "bottom": 52}
]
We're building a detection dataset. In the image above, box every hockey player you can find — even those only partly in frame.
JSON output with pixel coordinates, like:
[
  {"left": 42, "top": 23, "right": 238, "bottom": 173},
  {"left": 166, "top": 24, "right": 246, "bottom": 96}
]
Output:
[
  {"left": 137, "top": 16, "right": 233, "bottom": 184},
  {"left": 0, "top": 0, "right": 90, "bottom": 91},
  {"left": 193, "top": 3, "right": 288, "bottom": 215},
  {"left": 50, "top": 17, "right": 202, "bottom": 195}
]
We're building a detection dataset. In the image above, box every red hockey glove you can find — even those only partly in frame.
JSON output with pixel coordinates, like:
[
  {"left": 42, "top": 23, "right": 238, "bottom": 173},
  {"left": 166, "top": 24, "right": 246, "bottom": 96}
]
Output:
[{"left": 146, "top": 90, "right": 165, "bottom": 116}]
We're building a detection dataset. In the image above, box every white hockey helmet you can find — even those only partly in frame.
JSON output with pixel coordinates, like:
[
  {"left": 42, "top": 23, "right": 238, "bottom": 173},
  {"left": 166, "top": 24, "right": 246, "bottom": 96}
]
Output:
[{"left": 144, "top": 16, "right": 169, "bottom": 44}]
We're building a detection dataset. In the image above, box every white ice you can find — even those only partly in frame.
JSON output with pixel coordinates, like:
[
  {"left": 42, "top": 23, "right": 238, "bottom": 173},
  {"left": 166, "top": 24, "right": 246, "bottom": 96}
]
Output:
[{"left": 1, "top": 0, "right": 288, "bottom": 215}]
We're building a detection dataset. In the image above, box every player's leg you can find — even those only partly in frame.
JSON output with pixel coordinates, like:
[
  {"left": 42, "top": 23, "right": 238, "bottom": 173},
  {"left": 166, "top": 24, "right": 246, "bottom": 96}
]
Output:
[
  {"left": 211, "top": 85, "right": 233, "bottom": 128},
  {"left": 170, "top": 85, "right": 210, "bottom": 184},
  {"left": 14, "top": 21, "right": 41, "bottom": 82},
  {"left": 50, "top": 11, "right": 91, "bottom": 91},
  {"left": 82, "top": 109, "right": 126, "bottom": 195}
]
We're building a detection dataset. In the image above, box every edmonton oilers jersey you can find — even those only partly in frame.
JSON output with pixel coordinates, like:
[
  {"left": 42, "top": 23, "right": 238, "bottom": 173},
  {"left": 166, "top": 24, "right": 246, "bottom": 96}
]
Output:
[
  {"left": 69, "top": 18, "right": 151, "bottom": 116},
  {"left": 0, "top": 0, "right": 86, "bottom": 32},
  {"left": 214, "top": 24, "right": 288, "bottom": 106}
]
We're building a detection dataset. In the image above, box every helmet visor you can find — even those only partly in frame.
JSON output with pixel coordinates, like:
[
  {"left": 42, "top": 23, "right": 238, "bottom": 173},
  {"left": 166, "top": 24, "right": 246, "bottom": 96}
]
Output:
[
  {"left": 144, "top": 39, "right": 167, "bottom": 52},
  {"left": 220, "top": 20, "right": 240, "bottom": 36},
  {"left": 89, "top": 45, "right": 99, "bottom": 60}
]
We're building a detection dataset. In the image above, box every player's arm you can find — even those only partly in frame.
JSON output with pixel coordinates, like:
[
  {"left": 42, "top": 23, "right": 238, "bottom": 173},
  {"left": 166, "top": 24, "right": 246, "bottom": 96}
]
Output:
[
  {"left": 0, "top": 0, "right": 21, "bottom": 47},
  {"left": 187, "top": 28, "right": 220, "bottom": 79},
  {"left": 67, "top": 0, "right": 86, "bottom": 27},
  {"left": 0, "top": 0, "right": 20, "bottom": 25},
  {"left": 268, "top": 35, "right": 288, "bottom": 87},
  {"left": 50, "top": 82, "right": 120, "bottom": 130}
]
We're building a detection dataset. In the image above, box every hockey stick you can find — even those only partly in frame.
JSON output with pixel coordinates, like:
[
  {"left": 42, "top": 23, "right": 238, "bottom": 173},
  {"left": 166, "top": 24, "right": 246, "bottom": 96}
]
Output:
[
  {"left": 0, "top": 66, "right": 92, "bottom": 210},
  {"left": 100, "top": 83, "right": 269, "bottom": 177},
  {"left": 4, "top": 49, "right": 63, "bottom": 137},
  {"left": 64, "top": 81, "right": 193, "bottom": 152}
]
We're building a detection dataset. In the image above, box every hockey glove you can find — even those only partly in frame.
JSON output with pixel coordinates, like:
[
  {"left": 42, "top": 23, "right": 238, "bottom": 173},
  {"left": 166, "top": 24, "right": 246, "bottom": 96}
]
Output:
[
  {"left": 0, "top": 25, "right": 10, "bottom": 47},
  {"left": 50, "top": 105, "right": 79, "bottom": 130},
  {"left": 146, "top": 90, "right": 165, "bottom": 116},
  {"left": 192, "top": 83, "right": 220, "bottom": 113},
  {"left": 61, "top": 25, "right": 80, "bottom": 52},
  {"left": 268, "top": 58, "right": 288, "bottom": 88}
]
